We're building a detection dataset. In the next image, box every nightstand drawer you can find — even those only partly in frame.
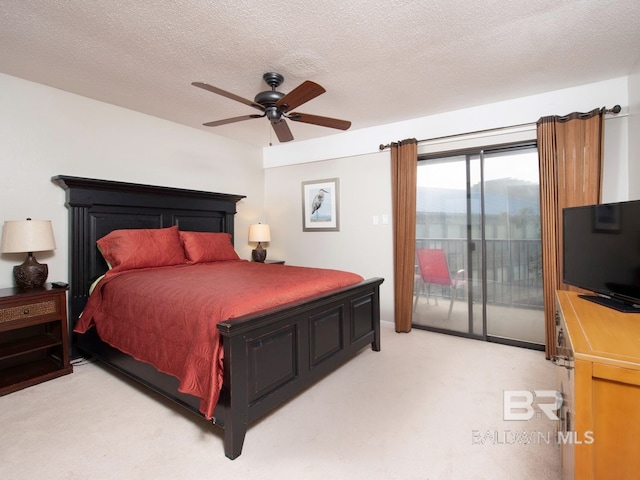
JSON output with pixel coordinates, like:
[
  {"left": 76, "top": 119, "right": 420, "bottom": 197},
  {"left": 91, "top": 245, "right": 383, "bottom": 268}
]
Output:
[{"left": 0, "top": 300, "right": 59, "bottom": 324}]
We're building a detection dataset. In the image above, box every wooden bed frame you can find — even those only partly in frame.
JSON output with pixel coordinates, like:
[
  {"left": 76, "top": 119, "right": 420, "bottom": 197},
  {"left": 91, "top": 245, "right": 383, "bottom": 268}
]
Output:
[{"left": 53, "top": 175, "right": 383, "bottom": 459}]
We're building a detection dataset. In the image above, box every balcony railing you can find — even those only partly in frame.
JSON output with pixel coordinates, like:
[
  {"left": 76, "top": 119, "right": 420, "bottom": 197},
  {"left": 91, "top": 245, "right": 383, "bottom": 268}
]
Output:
[{"left": 415, "top": 238, "right": 543, "bottom": 309}]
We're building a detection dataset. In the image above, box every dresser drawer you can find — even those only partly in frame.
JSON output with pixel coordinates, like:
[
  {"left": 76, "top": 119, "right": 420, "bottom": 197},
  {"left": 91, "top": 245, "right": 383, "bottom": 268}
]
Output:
[{"left": 0, "top": 298, "right": 60, "bottom": 324}]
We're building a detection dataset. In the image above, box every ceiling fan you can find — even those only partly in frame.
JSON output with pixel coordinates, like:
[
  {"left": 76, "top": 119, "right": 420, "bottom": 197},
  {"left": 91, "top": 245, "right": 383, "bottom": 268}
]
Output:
[{"left": 192, "top": 72, "right": 351, "bottom": 143}]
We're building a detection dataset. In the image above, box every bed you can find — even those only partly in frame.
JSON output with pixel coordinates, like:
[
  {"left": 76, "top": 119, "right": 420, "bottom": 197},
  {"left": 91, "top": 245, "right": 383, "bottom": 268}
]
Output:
[{"left": 53, "top": 175, "right": 383, "bottom": 459}]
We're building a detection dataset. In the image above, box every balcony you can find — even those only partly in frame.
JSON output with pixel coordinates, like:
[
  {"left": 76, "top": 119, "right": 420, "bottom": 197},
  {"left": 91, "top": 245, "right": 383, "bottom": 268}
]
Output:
[{"left": 415, "top": 238, "right": 543, "bottom": 309}]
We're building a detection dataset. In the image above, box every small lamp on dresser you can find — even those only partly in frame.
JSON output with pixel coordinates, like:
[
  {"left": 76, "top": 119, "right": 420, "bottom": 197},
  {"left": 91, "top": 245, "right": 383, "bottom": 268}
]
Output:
[
  {"left": 249, "top": 223, "right": 271, "bottom": 263},
  {"left": 1, "top": 218, "right": 56, "bottom": 288}
]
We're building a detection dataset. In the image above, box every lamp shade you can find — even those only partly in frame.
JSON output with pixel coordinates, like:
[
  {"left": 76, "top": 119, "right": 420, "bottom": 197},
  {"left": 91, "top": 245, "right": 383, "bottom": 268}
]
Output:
[
  {"left": 248, "top": 224, "right": 271, "bottom": 243},
  {"left": 1, "top": 219, "right": 56, "bottom": 254}
]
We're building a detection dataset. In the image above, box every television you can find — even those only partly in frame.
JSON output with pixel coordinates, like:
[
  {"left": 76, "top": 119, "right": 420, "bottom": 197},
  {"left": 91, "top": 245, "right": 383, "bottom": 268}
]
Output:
[{"left": 563, "top": 200, "right": 640, "bottom": 313}]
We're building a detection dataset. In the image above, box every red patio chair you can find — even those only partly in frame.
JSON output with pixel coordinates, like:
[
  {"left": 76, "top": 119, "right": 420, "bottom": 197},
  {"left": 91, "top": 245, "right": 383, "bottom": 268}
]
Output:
[{"left": 413, "top": 248, "right": 466, "bottom": 318}]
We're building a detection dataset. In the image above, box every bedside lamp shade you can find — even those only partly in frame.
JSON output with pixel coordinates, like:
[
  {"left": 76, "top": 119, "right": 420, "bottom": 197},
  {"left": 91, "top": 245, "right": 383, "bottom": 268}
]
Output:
[
  {"left": 1, "top": 219, "right": 56, "bottom": 288},
  {"left": 248, "top": 224, "right": 271, "bottom": 243},
  {"left": 249, "top": 223, "right": 270, "bottom": 262}
]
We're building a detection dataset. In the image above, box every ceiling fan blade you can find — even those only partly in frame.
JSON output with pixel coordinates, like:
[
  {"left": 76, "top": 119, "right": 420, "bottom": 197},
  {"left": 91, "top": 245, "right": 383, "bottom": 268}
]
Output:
[
  {"left": 271, "top": 119, "right": 294, "bottom": 143},
  {"left": 275, "top": 81, "right": 326, "bottom": 112},
  {"left": 203, "top": 114, "right": 263, "bottom": 127},
  {"left": 192, "top": 81, "right": 264, "bottom": 111},
  {"left": 288, "top": 112, "right": 351, "bottom": 130}
]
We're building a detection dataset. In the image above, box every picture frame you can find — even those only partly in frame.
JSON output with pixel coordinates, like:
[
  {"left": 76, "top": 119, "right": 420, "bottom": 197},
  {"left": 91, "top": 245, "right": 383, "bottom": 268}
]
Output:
[{"left": 302, "top": 178, "right": 340, "bottom": 232}]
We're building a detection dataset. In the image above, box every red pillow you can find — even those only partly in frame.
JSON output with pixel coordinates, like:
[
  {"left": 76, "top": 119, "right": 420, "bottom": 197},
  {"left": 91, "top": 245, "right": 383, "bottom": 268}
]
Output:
[
  {"left": 179, "top": 231, "right": 239, "bottom": 263},
  {"left": 97, "top": 226, "right": 186, "bottom": 272}
]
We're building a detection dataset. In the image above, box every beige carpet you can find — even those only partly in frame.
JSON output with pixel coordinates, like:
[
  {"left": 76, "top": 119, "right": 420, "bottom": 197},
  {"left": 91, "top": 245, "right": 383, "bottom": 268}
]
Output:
[{"left": 0, "top": 323, "right": 560, "bottom": 479}]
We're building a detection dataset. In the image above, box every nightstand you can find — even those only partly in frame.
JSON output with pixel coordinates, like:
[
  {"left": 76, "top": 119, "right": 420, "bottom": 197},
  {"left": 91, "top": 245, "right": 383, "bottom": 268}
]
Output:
[{"left": 0, "top": 284, "right": 73, "bottom": 396}]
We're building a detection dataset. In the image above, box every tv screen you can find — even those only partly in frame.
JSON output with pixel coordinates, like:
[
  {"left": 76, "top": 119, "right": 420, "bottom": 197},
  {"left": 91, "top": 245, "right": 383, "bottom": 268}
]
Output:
[{"left": 563, "top": 200, "right": 640, "bottom": 313}]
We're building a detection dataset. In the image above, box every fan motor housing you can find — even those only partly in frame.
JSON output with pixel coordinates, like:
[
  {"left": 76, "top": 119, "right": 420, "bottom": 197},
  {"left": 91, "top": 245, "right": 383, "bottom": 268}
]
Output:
[{"left": 254, "top": 90, "right": 284, "bottom": 107}]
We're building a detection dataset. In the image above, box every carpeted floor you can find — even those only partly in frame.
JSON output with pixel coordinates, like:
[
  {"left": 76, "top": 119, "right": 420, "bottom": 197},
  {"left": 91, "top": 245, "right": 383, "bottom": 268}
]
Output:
[{"left": 0, "top": 322, "right": 561, "bottom": 479}]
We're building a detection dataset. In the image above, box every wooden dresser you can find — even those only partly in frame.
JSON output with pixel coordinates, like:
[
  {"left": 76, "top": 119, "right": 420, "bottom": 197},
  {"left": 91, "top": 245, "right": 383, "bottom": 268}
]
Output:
[{"left": 556, "top": 290, "right": 640, "bottom": 480}]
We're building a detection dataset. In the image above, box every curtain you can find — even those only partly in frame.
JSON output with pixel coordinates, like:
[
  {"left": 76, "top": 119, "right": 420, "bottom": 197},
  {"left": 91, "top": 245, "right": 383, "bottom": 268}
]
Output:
[
  {"left": 537, "top": 108, "right": 604, "bottom": 358},
  {"left": 390, "top": 138, "right": 418, "bottom": 332}
]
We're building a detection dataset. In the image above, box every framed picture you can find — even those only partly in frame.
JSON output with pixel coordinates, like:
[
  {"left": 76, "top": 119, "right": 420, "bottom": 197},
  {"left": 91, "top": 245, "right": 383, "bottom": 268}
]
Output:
[{"left": 302, "top": 178, "right": 340, "bottom": 232}]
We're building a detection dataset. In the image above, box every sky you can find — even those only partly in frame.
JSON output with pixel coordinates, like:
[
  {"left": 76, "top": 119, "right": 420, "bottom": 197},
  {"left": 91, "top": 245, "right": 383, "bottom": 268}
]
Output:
[{"left": 417, "top": 150, "right": 539, "bottom": 190}]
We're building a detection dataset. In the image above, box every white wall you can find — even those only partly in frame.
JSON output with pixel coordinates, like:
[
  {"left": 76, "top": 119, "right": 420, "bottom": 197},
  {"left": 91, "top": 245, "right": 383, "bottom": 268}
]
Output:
[
  {"left": 263, "top": 77, "right": 633, "bottom": 324},
  {"left": 265, "top": 152, "right": 394, "bottom": 321},
  {"left": 629, "top": 58, "right": 640, "bottom": 199},
  {"left": 0, "top": 73, "right": 265, "bottom": 289}
]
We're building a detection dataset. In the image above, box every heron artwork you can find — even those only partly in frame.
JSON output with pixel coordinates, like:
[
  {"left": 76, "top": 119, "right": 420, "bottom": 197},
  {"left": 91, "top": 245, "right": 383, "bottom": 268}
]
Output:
[{"left": 311, "top": 188, "right": 328, "bottom": 220}]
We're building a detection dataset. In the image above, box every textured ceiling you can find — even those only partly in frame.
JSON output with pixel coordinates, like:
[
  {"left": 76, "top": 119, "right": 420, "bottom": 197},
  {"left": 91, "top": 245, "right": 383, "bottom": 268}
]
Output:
[{"left": 1, "top": 0, "right": 639, "bottom": 147}]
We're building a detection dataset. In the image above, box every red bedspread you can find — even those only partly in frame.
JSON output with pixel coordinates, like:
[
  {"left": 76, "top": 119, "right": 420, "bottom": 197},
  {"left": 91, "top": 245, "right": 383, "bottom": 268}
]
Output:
[{"left": 75, "top": 260, "right": 363, "bottom": 418}]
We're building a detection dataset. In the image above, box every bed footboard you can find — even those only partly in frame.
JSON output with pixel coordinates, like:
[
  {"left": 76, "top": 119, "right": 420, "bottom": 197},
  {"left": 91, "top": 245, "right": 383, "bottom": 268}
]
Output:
[
  {"left": 216, "top": 277, "right": 383, "bottom": 459},
  {"left": 74, "top": 277, "right": 383, "bottom": 460}
]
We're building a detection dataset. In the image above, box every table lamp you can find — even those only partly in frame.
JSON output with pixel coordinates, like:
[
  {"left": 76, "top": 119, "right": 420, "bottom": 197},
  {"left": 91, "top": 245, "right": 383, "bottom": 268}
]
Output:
[
  {"left": 1, "top": 218, "right": 56, "bottom": 288},
  {"left": 249, "top": 223, "right": 270, "bottom": 262}
]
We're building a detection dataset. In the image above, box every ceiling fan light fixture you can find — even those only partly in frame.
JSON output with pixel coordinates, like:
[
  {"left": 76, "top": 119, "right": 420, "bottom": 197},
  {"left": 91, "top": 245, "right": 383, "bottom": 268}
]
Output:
[{"left": 265, "top": 107, "right": 281, "bottom": 122}]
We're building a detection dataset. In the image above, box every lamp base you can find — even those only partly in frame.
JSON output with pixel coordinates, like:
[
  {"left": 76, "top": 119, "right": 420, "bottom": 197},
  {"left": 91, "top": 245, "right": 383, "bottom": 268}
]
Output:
[
  {"left": 13, "top": 253, "right": 48, "bottom": 288},
  {"left": 252, "top": 246, "right": 267, "bottom": 263}
]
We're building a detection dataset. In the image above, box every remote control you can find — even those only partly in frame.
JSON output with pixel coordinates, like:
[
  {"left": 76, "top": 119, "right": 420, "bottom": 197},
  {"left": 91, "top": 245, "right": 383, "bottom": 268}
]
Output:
[{"left": 51, "top": 281, "right": 69, "bottom": 288}]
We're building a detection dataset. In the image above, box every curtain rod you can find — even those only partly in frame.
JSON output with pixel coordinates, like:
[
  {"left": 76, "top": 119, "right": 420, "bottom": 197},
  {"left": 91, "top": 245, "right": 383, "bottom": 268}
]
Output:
[{"left": 378, "top": 105, "right": 622, "bottom": 151}]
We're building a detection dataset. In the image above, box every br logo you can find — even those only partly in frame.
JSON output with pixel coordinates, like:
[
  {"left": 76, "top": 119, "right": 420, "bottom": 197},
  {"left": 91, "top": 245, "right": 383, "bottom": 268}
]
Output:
[{"left": 503, "top": 390, "right": 562, "bottom": 421}]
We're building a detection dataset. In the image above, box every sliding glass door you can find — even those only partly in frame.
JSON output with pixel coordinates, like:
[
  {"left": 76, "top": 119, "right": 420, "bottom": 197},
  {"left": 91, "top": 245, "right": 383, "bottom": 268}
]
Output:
[{"left": 413, "top": 143, "right": 544, "bottom": 348}]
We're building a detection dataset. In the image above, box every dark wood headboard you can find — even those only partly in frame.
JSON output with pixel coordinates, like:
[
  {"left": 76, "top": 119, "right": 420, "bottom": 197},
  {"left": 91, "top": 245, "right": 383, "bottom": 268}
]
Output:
[{"left": 52, "top": 175, "right": 245, "bottom": 345}]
